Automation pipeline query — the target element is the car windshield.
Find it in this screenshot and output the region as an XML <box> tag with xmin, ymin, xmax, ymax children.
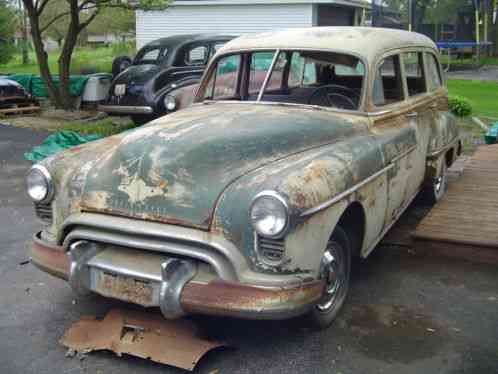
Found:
<box><xmin>134</xmin><ymin>45</ymin><xmax>168</xmax><ymax>65</ymax></box>
<box><xmin>198</xmin><ymin>50</ymin><xmax>365</xmax><ymax>111</ymax></box>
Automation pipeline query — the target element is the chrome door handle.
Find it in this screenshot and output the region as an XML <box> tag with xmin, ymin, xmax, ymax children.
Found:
<box><xmin>405</xmin><ymin>112</ymin><xmax>418</xmax><ymax>118</ymax></box>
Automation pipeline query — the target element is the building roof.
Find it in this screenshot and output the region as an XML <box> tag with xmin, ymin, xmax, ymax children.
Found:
<box><xmin>172</xmin><ymin>0</ymin><xmax>370</xmax><ymax>7</ymax></box>
<box><xmin>218</xmin><ymin>27</ymin><xmax>438</xmax><ymax>61</ymax></box>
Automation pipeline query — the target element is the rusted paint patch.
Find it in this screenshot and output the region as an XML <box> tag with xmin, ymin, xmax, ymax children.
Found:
<box><xmin>60</xmin><ymin>308</ymin><xmax>225</xmax><ymax>371</ymax></box>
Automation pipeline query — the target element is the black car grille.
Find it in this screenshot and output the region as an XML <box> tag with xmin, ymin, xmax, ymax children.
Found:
<box><xmin>257</xmin><ymin>236</ymin><xmax>285</xmax><ymax>263</ymax></box>
<box><xmin>34</xmin><ymin>202</ymin><xmax>52</xmax><ymax>223</ymax></box>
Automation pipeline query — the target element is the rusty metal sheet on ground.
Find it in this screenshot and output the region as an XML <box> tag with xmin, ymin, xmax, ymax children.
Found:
<box><xmin>60</xmin><ymin>308</ymin><xmax>225</xmax><ymax>371</ymax></box>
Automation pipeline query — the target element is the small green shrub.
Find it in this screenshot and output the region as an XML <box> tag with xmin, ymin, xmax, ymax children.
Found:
<box><xmin>59</xmin><ymin>119</ymin><xmax>138</xmax><ymax>137</ymax></box>
<box><xmin>448</xmin><ymin>95</ymin><xmax>473</xmax><ymax>117</ymax></box>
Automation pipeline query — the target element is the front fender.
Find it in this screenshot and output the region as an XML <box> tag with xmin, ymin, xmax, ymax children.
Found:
<box><xmin>212</xmin><ymin>134</ymin><xmax>384</xmax><ymax>276</ymax></box>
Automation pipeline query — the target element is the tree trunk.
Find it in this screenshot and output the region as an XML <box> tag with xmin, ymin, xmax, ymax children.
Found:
<box><xmin>22</xmin><ymin>0</ymin><xmax>62</xmax><ymax>107</ymax></box>
<box><xmin>18</xmin><ymin>0</ymin><xmax>29</xmax><ymax>65</ymax></box>
<box><xmin>57</xmin><ymin>0</ymin><xmax>80</xmax><ymax>109</ymax></box>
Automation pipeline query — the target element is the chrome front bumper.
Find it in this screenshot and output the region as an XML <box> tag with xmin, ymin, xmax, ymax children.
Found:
<box><xmin>31</xmin><ymin>232</ymin><xmax>324</xmax><ymax>320</ymax></box>
<box><xmin>98</xmin><ymin>104</ymin><xmax>153</xmax><ymax>115</ymax></box>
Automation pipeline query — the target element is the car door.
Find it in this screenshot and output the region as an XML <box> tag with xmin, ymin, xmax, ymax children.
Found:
<box><xmin>398</xmin><ymin>50</ymin><xmax>434</xmax><ymax>200</ymax></box>
<box><xmin>369</xmin><ymin>52</ymin><xmax>420</xmax><ymax>227</ymax></box>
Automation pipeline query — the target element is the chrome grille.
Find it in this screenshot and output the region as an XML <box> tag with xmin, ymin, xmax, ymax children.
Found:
<box><xmin>34</xmin><ymin>202</ymin><xmax>52</xmax><ymax>223</ymax></box>
<box><xmin>257</xmin><ymin>236</ymin><xmax>285</xmax><ymax>263</ymax></box>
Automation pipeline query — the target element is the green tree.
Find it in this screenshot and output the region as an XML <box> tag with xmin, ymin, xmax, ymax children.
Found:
<box><xmin>22</xmin><ymin>0</ymin><xmax>169</xmax><ymax>109</ymax></box>
<box><xmin>0</xmin><ymin>0</ymin><xmax>17</xmax><ymax>64</ymax></box>
<box><xmin>86</xmin><ymin>7</ymin><xmax>135</xmax><ymax>41</ymax></box>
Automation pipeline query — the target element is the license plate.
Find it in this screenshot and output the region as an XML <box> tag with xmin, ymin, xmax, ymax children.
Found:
<box><xmin>95</xmin><ymin>271</ymin><xmax>153</xmax><ymax>305</ymax></box>
<box><xmin>114</xmin><ymin>84</ymin><xmax>126</xmax><ymax>96</ymax></box>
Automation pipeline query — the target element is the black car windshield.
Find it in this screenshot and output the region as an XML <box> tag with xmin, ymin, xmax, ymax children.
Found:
<box><xmin>198</xmin><ymin>50</ymin><xmax>365</xmax><ymax>111</ymax></box>
<box><xmin>134</xmin><ymin>45</ymin><xmax>168</xmax><ymax>65</ymax></box>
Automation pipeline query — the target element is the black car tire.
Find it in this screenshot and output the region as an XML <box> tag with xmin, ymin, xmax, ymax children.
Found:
<box><xmin>112</xmin><ymin>56</ymin><xmax>132</xmax><ymax>77</ymax></box>
<box><xmin>305</xmin><ymin>225</ymin><xmax>351</xmax><ymax>330</ymax></box>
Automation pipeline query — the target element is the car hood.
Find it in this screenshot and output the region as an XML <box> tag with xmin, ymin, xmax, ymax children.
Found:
<box><xmin>113</xmin><ymin>64</ymin><xmax>159</xmax><ymax>86</ymax></box>
<box><xmin>75</xmin><ymin>103</ymin><xmax>366</xmax><ymax>229</ymax></box>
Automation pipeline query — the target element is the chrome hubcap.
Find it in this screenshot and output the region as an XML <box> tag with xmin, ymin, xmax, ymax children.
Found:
<box><xmin>316</xmin><ymin>241</ymin><xmax>346</xmax><ymax>313</ymax></box>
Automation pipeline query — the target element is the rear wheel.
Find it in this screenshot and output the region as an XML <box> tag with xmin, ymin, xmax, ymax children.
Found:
<box><xmin>421</xmin><ymin>161</ymin><xmax>447</xmax><ymax>205</ymax></box>
<box><xmin>305</xmin><ymin>226</ymin><xmax>351</xmax><ymax>330</ymax></box>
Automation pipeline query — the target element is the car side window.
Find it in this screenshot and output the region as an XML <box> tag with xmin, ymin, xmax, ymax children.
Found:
<box><xmin>186</xmin><ymin>45</ymin><xmax>208</xmax><ymax>65</ymax></box>
<box><xmin>403</xmin><ymin>52</ymin><xmax>426</xmax><ymax>96</ymax></box>
<box><xmin>204</xmin><ymin>54</ymin><xmax>241</xmax><ymax>100</ymax></box>
<box><xmin>249</xmin><ymin>52</ymin><xmax>276</xmax><ymax>94</ymax></box>
<box><xmin>288</xmin><ymin>52</ymin><xmax>317</xmax><ymax>88</ymax></box>
<box><xmin>373</xmin><ymin>55</ymin><xmax>404</xmax><ymax>106</ymax></box>
<box><xmin>426</xmin><ymin>53</ymin><xmax>442</xmax><ymax>91</ymax></box>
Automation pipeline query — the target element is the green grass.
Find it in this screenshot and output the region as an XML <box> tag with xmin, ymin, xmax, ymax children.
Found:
<box><xmin>0</xmin><ymin>43</ymin><xmax>134</xmax><ymax>75</ymax></box>
<box><xmin>58</xmin><ymin>119</ymin><xmax>138</xmax><ymax>137</ymax></box>
<box><xmin>447</xmin><ymin>79</ymin><xmax>498</xmax><ymax>119</ymax></box>
<box><xmin>440</xmin><ymin>56</ymin><xmax>498</xmax><ymax>66</ymax></box>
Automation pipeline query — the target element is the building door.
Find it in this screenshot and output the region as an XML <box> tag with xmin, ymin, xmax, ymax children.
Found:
<box><xmin>317</xmin><ymin>5</ymin><xmax>355</xmax><ymax>26</ymax></box>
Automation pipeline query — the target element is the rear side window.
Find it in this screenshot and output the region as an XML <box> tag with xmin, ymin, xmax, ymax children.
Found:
<box><xmin>403</xmin><ymin>52</ymin><xmax>426</xmax><ymax>96</ymax></box>
<box><xmin>288</xmin><ymin>52</ymin><xmax>317</xmax><ymax>87</ymax></box>
<box><xmin>426</xmin><ymin>53</ymin><xmax>442</xmax><ymax>91</ymax></box>
<box><xmin>186</xmin><ymin>45</ymin><xmax>208</xmax><ymax>65</ymax></box>
<box><xmin>373</xmin><ymin>55</ymin><xmax>404</xmax><ymax>106</ymax></box>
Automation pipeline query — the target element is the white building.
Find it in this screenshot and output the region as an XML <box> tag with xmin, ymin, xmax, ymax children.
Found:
<box><xmin>136</xmin><ymin>0</ymin><xmax>370</xmax><ymax>49</ymax></box>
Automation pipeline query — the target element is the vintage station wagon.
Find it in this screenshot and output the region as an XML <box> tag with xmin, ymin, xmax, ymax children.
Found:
<box><xmin>28</xmin><ymin>28</ymin><xmax>460</xmax><ymax>329</ymax></box>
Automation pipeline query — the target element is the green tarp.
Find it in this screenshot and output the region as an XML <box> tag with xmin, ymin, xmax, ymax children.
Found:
<box><xmin>24</xmin><ymin>131</ymin><xmax>101</xmax><ymax>162</ymax></box>
<box><xmin>8</xmin><ymin>74</ymin><xmax>89</xmax><ymax>98</ymax></box>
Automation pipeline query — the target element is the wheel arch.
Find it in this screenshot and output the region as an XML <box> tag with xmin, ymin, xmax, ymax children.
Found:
<box><xmin>335</xmin><ymin>201</ymin><xmax>366</xmax><ymax>258</ymax></box>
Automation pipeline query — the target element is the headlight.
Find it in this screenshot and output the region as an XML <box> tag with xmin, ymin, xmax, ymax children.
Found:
<box><xmin>26</xmin><ymin>165</ymin><xmax>53</xmax><ymax>203</ymax></box>
<box><xmin>164</xmin><ymin>95</ymin><xmax>177</xmax><ymax>111</ymax></box>
<box><xmin>250</xmin><ymin>191</ymin><xmax>289</xmax><ymax>238</ymax></box>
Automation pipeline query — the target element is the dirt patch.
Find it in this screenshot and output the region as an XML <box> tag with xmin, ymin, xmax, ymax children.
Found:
<box><xmin>342</xmin><ymin>304</ymin><xmax>447</xmax><ymax>364</ymax></box>
<box><xmin>2</xmin><ymin>109</ymin><xmax>130</xmax><ymax>132</ymax></box>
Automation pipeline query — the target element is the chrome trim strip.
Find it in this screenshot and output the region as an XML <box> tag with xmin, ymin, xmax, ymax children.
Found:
<box><xmin>257</xmin><ymin>49</ymin><xmax>280</xmax><ymax>102</ymax></box>
<box><xmin>300</xmin><ymin>165</ymin><xmax>393</xmax><ymax>218</ymax></box>
<box><xmin>171</xmin><ymin>69</ymin><xmax>203</xmax><ymax>76</ymax></box>
<box><xmin>427</xmin><ymin>136</ymin><xmax>459</xmax><ymax>159</ymax></box>
<box><xmin>301</xmin><ymin>145</ymin><xmax>418</xmax><ymax>218</ymax></box>
<box><xmin>201</xmin><ymin>99</ymin><xmax>369</xmax><ymax>116</ymax></box>
<box><xmin>97</xmin><ymin>105</ymin><xmax>153</xmax><ymax>115</ymax></box>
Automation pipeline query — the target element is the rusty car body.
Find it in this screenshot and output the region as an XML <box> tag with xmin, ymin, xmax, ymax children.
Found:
<box><xmin>98</xmin><ymin>34</ymin><xmax>234</xmax><ymax>124</ymax></box>
<box><xmin>27</xmin><ymin>27</ymin><xmax>460</xmax><ymax>329</ymax></box>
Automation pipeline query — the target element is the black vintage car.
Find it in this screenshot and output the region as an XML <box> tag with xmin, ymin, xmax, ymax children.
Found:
<box><xmin>99</xmin><ymin>34</ymin><xmax>234</xmax><ymax>124</ymax></box>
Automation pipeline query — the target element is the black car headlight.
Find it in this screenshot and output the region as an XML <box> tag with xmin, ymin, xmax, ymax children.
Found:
<box><xmin>250</xmin><ymin>191</ymin><xmax>289</xmax><ymax>239</ymax></box>
<box><xmin>26</xmin><ymin>165</ymin><xmax>54</xmax><ymax>203</ymax></box>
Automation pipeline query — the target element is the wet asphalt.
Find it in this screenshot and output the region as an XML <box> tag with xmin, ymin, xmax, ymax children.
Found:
<box><xmin>0</xmin><ymin>123</ymin><xmax>497</xmax><ymax>374</ymax></box>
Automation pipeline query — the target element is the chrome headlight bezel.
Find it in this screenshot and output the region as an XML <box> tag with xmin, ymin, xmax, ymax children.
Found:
<box><xmin>26</xmin><ymin>164</ymin><xmax>54</xmax><ymax>204</ymax></box>
<box><xmin>164</xmin><ymin>94</ymin><xmax>177</xmax><ymax>111</ymax></box>
<box><xmin>250</xmin><ymin>191</ymin><xmax>290</xmax><ymax>239</ymax></box>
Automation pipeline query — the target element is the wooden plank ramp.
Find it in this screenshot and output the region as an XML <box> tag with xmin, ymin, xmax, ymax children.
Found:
<box><xmin>414</xmin><ymin>145</ymin><xmax>498</xmax><ymax>265</ymax></box>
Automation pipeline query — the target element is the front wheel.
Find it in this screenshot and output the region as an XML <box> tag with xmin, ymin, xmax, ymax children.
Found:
<box><xmin>305</xmin><ymin>226</ymin><xmax>351</xmax><ymax>330</ymax></box>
